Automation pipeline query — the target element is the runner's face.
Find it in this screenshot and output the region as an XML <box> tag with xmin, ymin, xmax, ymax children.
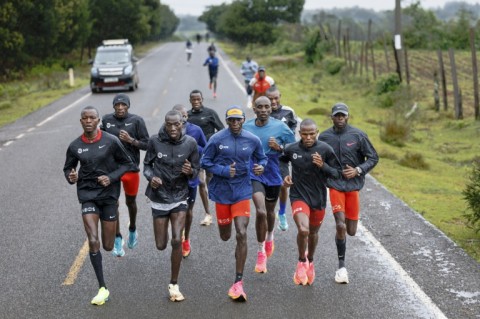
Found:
<box><xmin>165</xmin><ymin>115</ymin><xmax>183</xmax><ymax>141</ymax></box>
<box><xmin>227</xmin><ymin>118</ymin><xmax>244</xmax><ymax>135</ymax></box>
<box><xmin>80</xmin><ymin>110</ymin><xmax>100</xmax><ymax>134</ymax></box>
<box><xmin>253</xmin><ymin>102</ymin><xmax>271</xmax><ymax>121</ymax></box>
<box><xmin>258</xmin><ymin>71</ymin><xmax>265</xmax><ymax>79</ymax></box>
<box><xmin>266</xmin><ymin>91</ymin><xmax>280</xmax><ymax>111</ymax></box>
<box><xmin>300</xmin><ymin>124</ymin><xmax>318</xmax><ymax>148</ymax></box>
<box><xmin>190</xmin><ymin>93</ymin><xmax>203</xmax><ymax>110</ymax></box>
<box><xmin>114</xmin><ymin>103</ymin><xmax>128</xmax><ymax>118</ymax></box>
<box><xmin>332</xmin><ymin>113</ymin><xmax>348</xmax><ymax>130</ymax></box>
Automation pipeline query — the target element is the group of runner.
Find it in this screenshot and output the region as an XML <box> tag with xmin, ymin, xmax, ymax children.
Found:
<box><xmin>64</xmin><ymin>67</ymin><xmax>378</xmax><ymax>305</ymax></box>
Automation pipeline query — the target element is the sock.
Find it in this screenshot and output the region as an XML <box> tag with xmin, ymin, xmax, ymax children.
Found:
<box><xmin>336</xmin><ymin>237</ymin><xmax>346</xmax><ymax>269</ymax></box>
<box><xmin>258</xmin><ymin>242</ymin><xmax>265</xmax><ymax>253</ymax></box>
<box><xmin>116</xmin><ymin>234</ymin><xmax>122</xmax><ymax>239</ymax></box>
<box><xmin>235</xmin><ymin>273</ymin><xmax>243</xmax><ymax>283</ymax></box>
<box><xmin>129</xmin><ymin>225</ymin><xmax>136</xmax><ymax>232</ymax></box>
<box><xmin>298</xmin><ymin>257</ymin><xmax>307</xmax><ymax>263</ymax></box>
<box><xmin>279</xmin><ymin>202</ymin><xmax>286</xmax><ymax>216</ymax></box>
<box><xmin>266</xmin><ymin>231</ymin><xmax>274</xmax><ymax>242</ymax></box>
<box><xmin>308</xmin><ymin>256</ymin><xmax>313</xmax><ymax>263</ymax></box>
<box><xmin>170</xmin><ymin>280</ymin><xmax>177</xmax><ymax>285</ymax></box>
<box><xmin>89</xmin><ymin>251</ymin><xmax>106</xmax><ymax>288</ymax></box>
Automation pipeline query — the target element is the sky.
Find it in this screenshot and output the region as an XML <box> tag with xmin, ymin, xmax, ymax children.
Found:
<box><xmin>161</xmin><ymin>0</ymin><xmax>480</xmax><ymax>16</ymax></box>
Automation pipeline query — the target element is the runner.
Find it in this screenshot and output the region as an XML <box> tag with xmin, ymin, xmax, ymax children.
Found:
<box><xmin>318</xmin><ymin>103</ymin><xmax>379</xmax><ymax>284</ymax></box>
<box><xmin>187</xmin><ymin>90</ymin><xmax>225</xmax><ymax>226</ymax></box>
<box><xmin>201</xmin><ymin>106</ymin><xmax>267</xmax><ymax>301</ymax></box>
<box><xmin>172</xmin><ymin>104</ymin><xmax>207</xmax><ymax>258</ymax></box>
<box><xmin>243</xmin><ymin>96</ymin><xmax>295</xmax><ymax>274</ymax></box>
<box><xmin>266</xmin><ymin>86</ymin><xmax>298</xmax><ymax>231</ymax></box>
<box><xmin>143</xmin><ymin>110</ymin><xmax>200</xmax><ymax>301</ymax></box>
<box><xmin>63</xmin><ymin>106</ymin><xmax>135</xmax><ymax>305</ymax></box>
<box><xmin>100</xmin><ymin>93</ymin><xmax>149</xmax><ymax>257</ymax></box>
<box><xmin>249</xmin><ymin>66</ymin><xmax>275</xmax><ymax>103</ymax></box>
<box><xmin>240</xmin><ymin>56</ymin><xmax>258</xmax><ymax>106</ymax></box>
<box><xmin>203</xmin><ymin>50</ymin><xmax>219</xmax><ymax>98</ymax></box>
<box><xmin>185</xmin><ymin>39</ymin><xmax>193</xmax><ymax>65</ymax></box>
<box><xmin>279</xmin><ymin>118</ymin><xmax>341</xmax><ymax>285</ymax></box>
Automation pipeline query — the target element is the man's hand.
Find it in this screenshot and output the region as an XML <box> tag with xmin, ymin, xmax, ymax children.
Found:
<box><xmin>150</xmin><ymin>176</ymin><xmax>162</xmax><ymax>189</ymax></box>
<box><xmin>68</xmin><ymin>168</ymin><xmax>78</xmax><ymax>183</ymax></box>
<box><xmin>229</xmin><ymin>162</ymin><xmax>236</xmax><ymax>178</ymax></box>
<box><xmin>97</xmin><ymin>175</ymin><xmax>111</xmax><ymax>187</ymax></box>
<box><xmin>312</xmin><ymin>152</ymin><xmax>324</xmax><ymax>168</ymax></box>
<box><xmin>253</xmin><ymin>163</ymin><xmax>264</xmax><ymax>175</ymax></box>
<box><xmin>342</xmin><ymin>164</ymin><xmax>357</xmax><ymax>179</ymax></box>
<box><xmin>119</xmin><ymin>130</ymin><xmax>134</xmax><ymax>144</ymax></box>
<box><xmin>268</xmin><ymin>137</ymin><xmax>282</xmax><ymax>152</ymax></box>
<box><xmin>182</xmin><ymin>159</ymin><xmax>193</xmax><ymax>176</ymax></box>
<box><xmin>283</xmin><ymin>175</ymin><xmax>293</xmax><ymax>187</ymax></box>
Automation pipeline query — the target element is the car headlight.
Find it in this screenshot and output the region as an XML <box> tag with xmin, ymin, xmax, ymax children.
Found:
<box><xmin>124</xmin><ymin>65</ymin><xmax>133</xmax><ymax>75</ymax></box>
<box><xmin>91</xmin><ymin>67</ymin><xmax>98</xmax><ymax>76</ymax></box>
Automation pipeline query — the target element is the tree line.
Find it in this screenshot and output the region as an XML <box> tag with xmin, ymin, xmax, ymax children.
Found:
<box><xmin>0</xmin><ymin>0</ymin><xmax>179</xmax><ymax>79</ymax></box>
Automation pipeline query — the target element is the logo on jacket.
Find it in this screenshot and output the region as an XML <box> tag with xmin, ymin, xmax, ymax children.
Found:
<box><xmin>219</xmin><ymin>145</ymin><xmax>229</xmax><ymax>150</ymax></box>
<box><xmin>346</xmin><ymin>142</ymin><xmax>356</xmax><ymax>147</ymax></box>
<box><xmin>106</xmin><ymin>123</ymin><xmax>115</xmax><ymax>128</ymax></box>
<box><xmin>157</xmin><ymin>152</ymin><xmax>166</xmax><ymax>158</ymax></box>
<box><xmin>125</xmin><ymin>123</ymin><xmax>133</xmax><ymax>126</ymax></box>
<box><xmin>293</xmin><ymin>153</ymin><xmax>298</xmax><ymax>159</ymax></box>
<box><xmin>78</xmin><ymin>148</ymin><xmax>89</xmax><ymax>154</ymax></box>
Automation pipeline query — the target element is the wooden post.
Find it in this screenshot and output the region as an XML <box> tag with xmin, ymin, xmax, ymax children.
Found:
<box><xmin>343</xmin><ymin>34</ymin><xmax>348</xmax><ymax>70</ymax></box>
<box><xmin>371</xmin><ymin>41</ymin><xmax>377</xmax><ymax>80</ymax></box>
<box><xmin>383</xmin><ymin>33</ymin><xmax>391</xmax><ymax>72</ymax></box>
<box><xmin>394</xmin><ymin>0</ymin><xmax>403</xmax><ymax>82</ymax></box>
<box><xmin>393</xmin><ymin>40</ymin><xmax>402</xmax><ymax>82</ymax></box>
<box><xmin>469</xmin><ymin>28</ymin><xmax>479</xmax><ymax>120</ymax></box>
<box><xmin>337</xmin><ymin>20</ymin><xmax>342</xmax><ymax>58</ymax></box>
<box><xmin>360</xmin><ymin>42</ymin><xmax>365</xmax><ymax>76</ymax></box>
<box><xmin>404</xmin><ymin>47</ymin><xmax>410</xmax><ymax>85</ymax></box>
<box><xmin>346</xmin><ymin>28</ymin><xmax>353</xmax><ymax>70</ymax></box>
<box><xmin>437</xmin><ymin>50</ymin><xmax>448</xmax><ymax>111</ymax></box>
<box><xmin>449</xmin><ymin>48</ymin><xmax>463</xmax><ymax>119</ymax></box>
<box><xmin>434</xmin><ymin>70</ymin><xmax>440</xmax><ymax>112</ymax></box>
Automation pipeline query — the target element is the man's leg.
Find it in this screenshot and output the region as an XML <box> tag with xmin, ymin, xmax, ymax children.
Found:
<box><xmin>277</xmin><ymin>185</ymin><xmax>289</xmax><ymax>231</ymax></box>
<box><xmin>169</xmin><ymin>209</ymin><xmax>186</xmax><ymax>285</ymax></box>
<box><xmin>112</xmin><ymin>201</ymin><xmax>124</xmax><ymax>257</ymax></box>
<box><xmin>252</xmin><ymin>187</ymin><xmax>267</xmax><ymax>274</ymax></box>
<box><xmin>292</xmin><ymin>206</ymin><xmax>309</xmax><ymax>286</ymax></box>
<box><xmin>198</xmin><ymin>169</ymin><xmax>212</xmax><ymax>226</ymax></box>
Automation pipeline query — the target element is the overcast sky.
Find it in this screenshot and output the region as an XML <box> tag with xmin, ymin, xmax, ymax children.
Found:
<box><xmin>161</xmin><ymin>0</ymin><xmax>480</xmax><ymax>16</ymax></box>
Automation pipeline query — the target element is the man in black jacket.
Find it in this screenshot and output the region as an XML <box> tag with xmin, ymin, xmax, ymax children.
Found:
<box><xmin>143</xmin><ymin>110</ymin><xmax>200</xmax><ymax>302</ymax></box>
<box><xmin>63</xmin><ymin>106</ymin><xmax>135</xmax><ymax>305</ymax></box>
<box><xmin>318</xmin><ymin>103</ymin><xmax>379</xmax><ymax>284</ymax></box>
<box><xmin>280</xmin><ymin>119</ymin><xmax>341</xmax><ymax>286</ymax></box>
<box><xmin>101</xmin><ymin>93</ymin><xmax>149</xmax><ymax>256</ymax></box>
<box><xmin>187</xmin><ymin>89</ymin><xmax>224</xmax><ymax>226</ymax></box>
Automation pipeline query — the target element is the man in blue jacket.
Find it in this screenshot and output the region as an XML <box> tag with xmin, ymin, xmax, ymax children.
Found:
<box><xmin>318</xmin><ymin>103</ymin><xmax>379</xmax><ymax>284</ymax></box>
<box><xmin>201</xmin><ymin>106</ymin><xmax>267</xmax><ymax>302</ymax></box>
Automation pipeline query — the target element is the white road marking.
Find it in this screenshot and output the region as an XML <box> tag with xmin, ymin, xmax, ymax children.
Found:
<box><xmin>16</xmin><ymin>133</ymin><xmax>25</xmax><ymax>139</ymax></box>
<box><xmin>217</xmin><ymin>51</ymin><xmax>246</xmax><ymax>93</ymax></box>
<box><xmin>37</xmin><ymin>94</ymin><xmax>91</xmax><ymax>127</ymax></box>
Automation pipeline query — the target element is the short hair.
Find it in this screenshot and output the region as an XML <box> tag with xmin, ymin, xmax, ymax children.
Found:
<box><xmin>190</xmin><ymin>89</ymin><xmax>203</xmax><ymax>98</ymax></box>
<box><xmin>165</xmin><ymin>110</ymin><xmax>182</xmax><ymax>121</ymax></box>
<box><xmin>81</xmin><ymin>106</ymin><xmax>99</xmax><ymax>117</ymax></box>
<box><xmin>266</xmin><ymin>86</ymin><xmax>279</xmax><ymax>94</ymax></box>
<box><xmin>255</xmin><ymin>96</ymin><xmax>271</xmax><ymax>106</ymax></box>
<box><xmin>300</xmin><ymin>118</ymin><xmax>317</xmax><ymax>129</ymax></box>
<box><xmin>172</xmin><ymin>104</ymin><xmax>186</xmax><ymax>112</ymax></box>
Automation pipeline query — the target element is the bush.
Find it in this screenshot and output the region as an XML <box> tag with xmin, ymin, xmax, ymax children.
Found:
<box><xmin>323</xmin><ymin>57</ymin><xmax>345</xmax><ymax>75</ymax></box>
<box><xmin>380</xmin><ymin>119</ymin><xmax>410</xmax><ymax>147</ymax></box>
<box><xmin>398</xmin><ymin>152</ymin><xmax>429</xmax><ymax>170</ymax></box>
<box><xmin>463</xmin><ymin>157</ymin><xmax>480</xmax><ymax>233</ymax></box>
<box><xmin>376</xmin><ymin>73</ymin><xmax>401</xmax><ymax>95</ymax></box>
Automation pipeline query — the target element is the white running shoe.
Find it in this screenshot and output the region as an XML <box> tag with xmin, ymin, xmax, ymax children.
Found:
<box><xmin>168</xmin><ymin>284</ymin><xmax>185</xmax><ymax>302</ymax></box>
<box><xmin>335</xmin><ymin>267</ymin><xmax>349</xmax><ymax>284</ymax></box>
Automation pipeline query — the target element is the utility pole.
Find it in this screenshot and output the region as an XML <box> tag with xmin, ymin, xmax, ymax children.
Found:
<box><xmin>394</xmin><ymin>0</ymin><xmax>403</xmax><ymax>82</ymax></box>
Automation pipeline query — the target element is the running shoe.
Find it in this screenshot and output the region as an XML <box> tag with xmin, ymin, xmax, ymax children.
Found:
<box><xmin>91</xmin><ymin>287</ymin><xmax>109</xmax><ymax>306</ymax></box>
<box><xmin>293</xmin><ymin>261</ymin><xmax>309</xmax><ymax>285</ymax></box>
<box><xmin>200</xmin><ymin>214</ymin><xmax>212</xmax><ymax>226</ymax></box>
<box><xmin>307</xmin><ymin>262</ymin><xmax>315</xmax><ymax>285</ymax></box>
<box><xmin>335</xmin><ymin>267</ymin><xmax>349</xmax><ymax>284</ymax></box>
<box><xmin>228</xmin><ymin>281</ymin><xmax>247</xmax><ymax>301</ymax></box>
<box><xmin>182</xmin><ymin>239</ymin><xmax>191</xmax><ymax>258</ymax></box>
<box><xmin>112</xmin><ymin>237</ymin><xmax>125</xmax><ymax>257</ymax></box>
<box><xmin>254</xmin><ymin>251</ymin><xmax>267</xmax><ymax>273</ymax></box>
<box><xmin>127</xmin><ymin>229</ymin><xmax>138</xmax><ymax>249</ymax></box>
<box><xmin>265</xmin><ymin>240</ymin><xmax>275</xmax><ymax>258</ymax></box>
<box><xmin>278</xmin><ymin>214</ymin><xmax>289</xmax><ymax>231</ymax></box>
<box><xmin>168</xmin><ymin>284</ymin><xmax>185</xmax><ymax>302</ymax></box>
<box><xmin>213</xmin><ymin>92</ymin><xmax>217</xmax><ymax>98</ymax></box>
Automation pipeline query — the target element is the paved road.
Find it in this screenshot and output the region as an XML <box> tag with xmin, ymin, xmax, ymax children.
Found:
<box><xmin>0</xmin><ymin>42</ymin><xmax>478</xmax><ymax>319</ymax></box>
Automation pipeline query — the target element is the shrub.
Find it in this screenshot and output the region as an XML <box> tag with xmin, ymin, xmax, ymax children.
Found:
<box><xmin>323</xmin><ymin>57</ymin><xmax>345</xmax><ymax>75</ymax></box>
<box><xmin>463</xmin><ymin>157</ymin><xmax>480</xmax><ymax>233</ymax></box>
<box><xmin>398</xmin><ymin>152</ymin><xmax>429</xmax><ymax>170</ymax></box>
<box><xmin>380</xmin><ymin>119</ymin><xmax>410</xmax><ymax>147</ymax></box>
<box><xmin>376</xmin><ymin>73</ymin><xmax>401</xmax><ymax>95</ymax></box>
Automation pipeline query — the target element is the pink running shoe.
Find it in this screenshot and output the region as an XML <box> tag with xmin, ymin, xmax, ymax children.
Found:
<box><xmin>228</xmin><ymin>281</ymin><xmax>247</xmax><ymax>301</ymax></box>
<box><xmin>265</xmin><ymin>240</ymin><xmax>275</xmax><ymax>258</ymax></box>
<box><xmin>293</xmin><ymin>261</ymin><xmax>309</xmax><ymax>285</ymax></box>
<box><xmin>254</xmin><ymin>251</ymin><xmax>267</xmax><ymax>273</ymax></box>
<box><xmin>307</xmin><ymin>262</ymin><xmax>315</xmax><ymax>285</ymax></box>
<box><xmin>182</xmin><ymin>239</ymin><xmax>191</xmax><ymax>258</ymax></box>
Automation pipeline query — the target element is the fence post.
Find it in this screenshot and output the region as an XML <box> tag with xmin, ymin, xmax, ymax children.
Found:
<box><xmin>449</xmin><ymin>48</ymin><xmax>463</xmax><ymax>119</ymax></box>
<box><xmin>469</xmin><ymin>28</ymin><xmax>479</xmax><ymax>120</ymax></box>
<box><xmin>403</xmin><ymin>47</ymin><xmax>410</xmax><ymax>85</ymax></box>
<box><xmin>437</xmin><ymin>50</ymin><xmax>448</xmax><ymax>111</ymax></box>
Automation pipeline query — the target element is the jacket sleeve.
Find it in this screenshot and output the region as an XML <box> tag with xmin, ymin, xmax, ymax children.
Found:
<box><xmin>321</xmin><ymin>146</ymin><xmax>342</xmax><ymax>179</ymax></box>
<box><xmin>135</xmin><ymin>117</ymin><xmax>150</xmax><ymax>151</ymax></box>
<box><xmin>197</xmin><ymin>129</ymin><xmax>207</xmax><ymax>156</ymax></box>
<box><xmin>253</xmin><ymin>138</ymin><xmax>268</xmax><ymax>168</ymax></box>
<box><xmin>63</xmin><ymin>146</ymin><xmax>78</xmax><ymax>184</ymax></box>
<box><xmin>109</xmin><ymin>139</ymin><xmax>136</xmax><ymax>183</ymax></box>
<box><xmin>143</xmin><ymin>138</ymin><xmax>156</xmax><ymax>182</ymax></box>
<box><xmin>279</xmin><ymin>151</ymin><xmax>290</xmax><ymax>180</ymax></box>
<box><xmin>188</xmin><ymin>142</ymin><xmax>200</xmax><ymax>180</ymax></box>
<box><xmin>212</xmin><ymin>111</ymin><xmax>225</xmax><ymax>132</ymax></box>
<box><xmin>358</xmin><ymin>133</ymin><xmax>379</xmax><ymax>174</ymax></box>
<box><xmin>201</xmin><ymin>139</ymin><xmax>230</xmax><ymax>178</ymax></box>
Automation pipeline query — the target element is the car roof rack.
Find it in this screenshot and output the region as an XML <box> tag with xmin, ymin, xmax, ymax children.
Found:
<box><xmin>102</xmin><ymin>39</ymin><xmax>129</xmax><ymax>46</ymax></box>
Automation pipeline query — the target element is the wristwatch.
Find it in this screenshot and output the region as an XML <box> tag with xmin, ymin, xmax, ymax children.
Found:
<box><xmin>355</xmin><ymin>167</ymin><xmax>362</xmax><ymax>176</ymax></box>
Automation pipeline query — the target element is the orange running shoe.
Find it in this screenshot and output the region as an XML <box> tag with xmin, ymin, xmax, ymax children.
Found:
<box><xmin>228</xmin><ymin>281</ymin><xmax>247</xmax><ymax>301</ymax></box>
<box><xmin>265</xmin><ymin>240</ymin><xmax>275</xmax><ymax>258</ymax></box>
<box><xmin>182</xmin><ymin>239</ymin><xmax>191</xmax><ymax>258</ymax></box>
<box><xmin>293</xmin><ymin>261</ymin><xmax>309</xmax><ymax>285</ymax></box>
<box><xmin>254</xmin><ymin>251</ymin><xmax>267</xmax><ymax>273</ymax></box>
<box><xmin>307</xmin><ymin>262</ymin><xmax>315</xmax><ymax>285</ymax></box>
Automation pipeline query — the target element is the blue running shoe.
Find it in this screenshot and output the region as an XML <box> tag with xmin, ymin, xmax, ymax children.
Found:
<box><xmin>112</xmin><ymin>237</ymin><xmax>125</xmax><ymax>257</ymax></box>
<box><xmin>278</xmin><ymin>213</ymin><xmax>289</xmax><ymax>231</ymax></box>
<box><xmin>127</xmin><ymin>230</ymin><xmax>138</xmax><ymax>249</ymax></box>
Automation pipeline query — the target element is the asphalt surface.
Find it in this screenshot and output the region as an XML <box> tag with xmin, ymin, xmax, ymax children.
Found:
<box><xmin>0</xmin><ymin>42</ymin><xmax>478</xmax><ymax>319</ymax></box>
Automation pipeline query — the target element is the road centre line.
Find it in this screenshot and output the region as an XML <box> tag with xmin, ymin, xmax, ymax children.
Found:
<box><xmin>62</xmin><ymin>240</ymin><xmax>89</xmax><ymax>286</ymax></box>
<box><xmin>37</xmin><ymin>94</ymin><xmax>91</xmax><ymax>127</ymax></box>
<box><xmin>217</xmin><ymin>51</ymin><xmax>246</xmax><ymax>94</ymax></box>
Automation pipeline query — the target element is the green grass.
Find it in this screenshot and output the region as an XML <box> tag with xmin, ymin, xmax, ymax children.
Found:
<box><xmin>221</xmin><ymin>41</ymin><xmax>480</xmax><ymax>262</ymax></box>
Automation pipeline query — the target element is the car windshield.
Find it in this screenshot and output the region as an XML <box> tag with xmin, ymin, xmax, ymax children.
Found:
<box><xmin>94</xmin><ymin>50</ymin><xmax>130</xmax><ymax>64</ymax></box>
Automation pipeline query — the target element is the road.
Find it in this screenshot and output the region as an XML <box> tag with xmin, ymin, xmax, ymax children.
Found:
<box><xmin>0</xmin><ymin>42</ymin><xmax>478</xmax><ymax>319</ymax></box>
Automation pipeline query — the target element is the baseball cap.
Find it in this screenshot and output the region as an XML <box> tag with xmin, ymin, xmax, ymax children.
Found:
<box><xmin>331</xmin><ymin>103</ymin><xmax>349</xmax><ymax>116</ymax></box>
<box><xmin>258</xmin><ymin>66</ymin><xmax>266</xmax><ymax>71</ymax></box>
<box><xmin>225</xmin><ymin>106</ymin><xmax>245</xmax><ymax>119</ymax></box>
<box><xmin>113</xmin><ymin>93</ymin><xmax>130</xmax><ymax>108</ymax></box>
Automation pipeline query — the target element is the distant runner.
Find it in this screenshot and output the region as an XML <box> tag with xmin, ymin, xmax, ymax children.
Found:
<box><xmin>203</xmin><ymin>50</ymin><xmax>219</xmax><ymax>98</ymax></box>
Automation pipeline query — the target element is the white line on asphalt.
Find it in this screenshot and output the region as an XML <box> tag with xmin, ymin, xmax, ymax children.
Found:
<box><xmin>27</xmin><ymin>127</ymin><xmax>35</xmax><ymax>132</ymax></box>
<box><xmin>37</xmin><ymin>94</ymin><xmax>91</xmax><ymax>127</ymax></box>
<box><xmin>217</xmin><ymin>52</ymin><xmax>246</xmax><ymax>93</ymax></box>
<box><xmin>4</xmin><ymin>141</ymin><xmax>13</xmax><ymax>146</ymax></box>
<box><xmin>16</xmin><ymin>133</ymin><xmax>25</xmax><ymax>139</ymax></box>
<box><xmin>358</xmin><ymin>222</ymin><xmax>448</xmax><ymax>318</ymax></box>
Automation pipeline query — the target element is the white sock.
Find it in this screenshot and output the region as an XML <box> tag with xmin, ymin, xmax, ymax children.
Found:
<box><xmin>266</xmin><ymin>231</ymin><xmax>274</xmax><ymax>242</ymax></box>
<box><xmin>258</xmin><ymin>242</ymin><xmax>265</xmax><ymax>253</ymax></box>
